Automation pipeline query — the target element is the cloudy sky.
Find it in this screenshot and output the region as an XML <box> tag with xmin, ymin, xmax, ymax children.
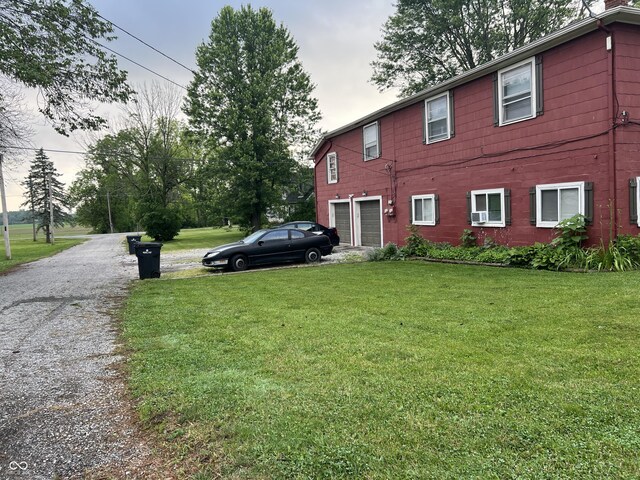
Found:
<box><xmin>4</xmin><ymin>0</ymin><xmax>401</xmax><ymax>210</ymax></box>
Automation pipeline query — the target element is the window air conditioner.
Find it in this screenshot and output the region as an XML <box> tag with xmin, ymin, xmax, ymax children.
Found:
<box><xmin>472</xmin><ymin>211</ymin><xmax>488</xmax><ymax>223</ymax></box>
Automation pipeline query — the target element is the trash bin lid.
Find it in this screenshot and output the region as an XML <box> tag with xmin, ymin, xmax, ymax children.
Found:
<box><xmin>135</xmin><ymin>242</ymin><xmax>163</xmax><ymax>248</ymax></box>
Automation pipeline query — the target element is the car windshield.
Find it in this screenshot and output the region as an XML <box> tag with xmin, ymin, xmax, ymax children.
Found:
<box><xmin>242</xmin><ymin>229</ymin><xmax>268</xmax><ymax>244</ymax></box>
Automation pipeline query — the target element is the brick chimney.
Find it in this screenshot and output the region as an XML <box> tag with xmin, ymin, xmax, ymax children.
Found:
<box><xmin>604</xmin><ymin>0</ymin><xmax>628</xmax><ymax>9</ymax></box>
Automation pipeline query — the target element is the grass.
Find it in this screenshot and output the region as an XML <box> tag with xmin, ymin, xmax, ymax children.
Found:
<box><xmin>122</xmin><ymin>262</ymin><xmax>640</xmax><ymax>479</ymax></box>
<box><xmin>138</xmin><ymin>227</ymin><xmax>243</xmax><ymax>253</ymax></box>
<box><xmin>0</xmin><ymin>223</ymin><xmax>90</xmax><ymax>273</ymax></box>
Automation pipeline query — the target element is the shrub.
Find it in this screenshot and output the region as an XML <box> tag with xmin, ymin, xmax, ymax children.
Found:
<box><xmin>460</xmin><ymin>229</ymin><xmax>477</xmax><ymax>248</ymax></box>
<box><xmin>368</xmin><ymin>242</ymin><xmax>404</xmax><ymax>261</ymax></box>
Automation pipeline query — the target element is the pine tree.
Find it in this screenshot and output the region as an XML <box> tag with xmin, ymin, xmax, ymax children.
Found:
<box><xmin>21</xmin><ymin>149</ymin><xmax>72</xmax><ymax>242</ymax></box>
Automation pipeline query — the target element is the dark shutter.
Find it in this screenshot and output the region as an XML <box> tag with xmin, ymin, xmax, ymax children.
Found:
<box><xmin>529</xmin><ymin>187</ymin><xmax>537</xmax><ymax>225</ymax></box>
<box><xmin>409</xmin><ymin>197</ymin><xmax>414</xmax><ymax>224</ymax></box>
<box><xmin>434</xmin><ymin>194</ymin><xmax>440</xmax><ymax>225</ymax></box>
<box><xmin>493</xmin><ymin>72</ymin><xmax>499</xmax><ymax>126</ymax></box>
<box><xmin>630</xmin><ymin>178</ymin><xmax>638</xmax><ymax>225</ymax></box>
<box><xmin>504</xmin><ymin>189</ymin><xmax>511</xmax><ymax>226</ymax></box>
<box><xmin>535</xmin><ymin>55</ymin><xmax>544</xmax><ymax>116</ymax></box>
<box><xmin>448</xmin><ymin>91</ymin><xmax>455</xmax><ymax>138</ymax></box>
<box><xmin>584</xmin><ymin>182</ymin><xmax>594</xmax><ymax>225</ymax></box>
<box><xmin>466</xmin><ymin>191</ymin><xmax>472</xmax><ymax>225</ymax></box>
<box><xmin>422</xmin><ymin>101</ymin><xmax>427</xmax><ymax>145</ymax></box>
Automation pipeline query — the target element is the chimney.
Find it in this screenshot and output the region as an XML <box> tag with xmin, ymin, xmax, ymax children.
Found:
<box><xmin>604</xmin><ymin>0</ymin><xmax>628</xmax><ymax>9</ymax></box>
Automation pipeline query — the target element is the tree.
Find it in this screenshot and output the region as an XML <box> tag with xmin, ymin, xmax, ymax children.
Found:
<box><xmin>21</xmin><ymin>148</ymin><xmax>72</xmax><ymax>242</ymax></box>
<box><xmin>71</xmin><ymin>83</ymin><xmax>193</xmax><ymax>240</ymax></box>
<box><xmin>0</xmin><ymin>76</ymin><xmax>33</xmax><ymax>157</ymax></box>
<box><xmin>184</xmin><ymin>5</ymin><xmax>321</xmax><ymax>231</ymax></box>
<box><xmin>371</xmin><ymin>0</ymin><xmax>594</xmax><ymax>97</ymax></box>
<box><xmin>0</xmin><ymin>0</ymin><xmax>133</xmax><ymax>134</ymax></box>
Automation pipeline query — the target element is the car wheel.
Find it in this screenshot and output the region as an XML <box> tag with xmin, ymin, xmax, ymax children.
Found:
<box><xmin>305</xmin><ymin>248</ymin><xmax>321</xmax><ymax>264</ymax></box>
<box><xmin>230</xmin><ymin>254</ymin><xmax>248</xmax><ymax>272</ymax></box>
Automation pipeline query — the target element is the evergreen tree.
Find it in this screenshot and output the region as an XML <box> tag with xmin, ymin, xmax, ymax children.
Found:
<box><xmin>185</xmin><ymin>6</ymin><xmax>320</xmax><ymax>231</ymax></box>
<box><xmin>21</xmin><ymin>149</ymin><xmax>72</xmax><ymax>242</ymax></box>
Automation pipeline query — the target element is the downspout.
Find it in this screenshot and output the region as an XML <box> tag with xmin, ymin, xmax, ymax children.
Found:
<box><xmin>599</xmin><ymin>20</ymin><xmax>617</xmax><ymax>244</ymax></box>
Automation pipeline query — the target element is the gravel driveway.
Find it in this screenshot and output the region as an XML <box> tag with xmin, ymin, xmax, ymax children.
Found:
<box><xmin>0</xmin><ymin>234</ymin><xmax>153</xmax><ymax>479</ymax></box>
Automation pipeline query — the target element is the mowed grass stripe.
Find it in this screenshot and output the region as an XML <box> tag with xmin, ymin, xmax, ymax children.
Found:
<box><xmin>123</xmin><ymin>262</ymin><xmax>640</xmax><ymax>479</ymax></box>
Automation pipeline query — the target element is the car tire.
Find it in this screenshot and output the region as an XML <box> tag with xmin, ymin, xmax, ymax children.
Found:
<box><xmin>305</xmin><ymin>248</ymin><xmax>321</xmax><ymax>264</ymax></box>
<box><xmin>230</xmin><ymin>254</ymin><xmax>248</xmax><ymax>272</ymax></box>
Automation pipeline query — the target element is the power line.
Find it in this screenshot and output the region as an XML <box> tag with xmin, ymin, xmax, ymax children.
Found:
<box><xmin>96</xmin><ymin>12</ymin><xmax>196</xmax><ymax>75</ymax></box>
<box><xmin>93</xmin><ymin>40</ymin><xmax>188</xmax><ymax>90</ymax></box>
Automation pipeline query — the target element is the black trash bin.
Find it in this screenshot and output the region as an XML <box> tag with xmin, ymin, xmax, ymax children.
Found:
<box><xmin>134</xmin><ymin>242</ymin><xmax>163</xmax><ymax>279</ymax></box>
<box><xmin>126</xmin><ymin>235</ymin><xmax>142</xmax><ymax>254</ymax></box>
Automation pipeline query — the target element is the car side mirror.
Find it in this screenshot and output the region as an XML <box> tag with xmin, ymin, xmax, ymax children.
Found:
<box><xmin>258</xmin><ymin>241</ymin><xmax>264</xmax><ymax>246</ymax></box>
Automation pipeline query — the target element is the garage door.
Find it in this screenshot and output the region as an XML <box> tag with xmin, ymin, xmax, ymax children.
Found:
<box><xmin>359</xmin><ymin>200</ymin><xmax>381</xmax><ymax>247</ymax></box>
<box><xmin>333</xmin><ymin>202</ymin><xmax>351</xmax><ymax>245</ymax></box>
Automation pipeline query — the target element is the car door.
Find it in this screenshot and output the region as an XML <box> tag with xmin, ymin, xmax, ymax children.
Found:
<box><xmin>250</xmin><ymin>230</ymin><xmax>292</xmax><ymax>265</ymax></box>
<box><xmin>288</xmin><ymin>229</ymin><xmax>309</xmax><ymax>260</ymax></box>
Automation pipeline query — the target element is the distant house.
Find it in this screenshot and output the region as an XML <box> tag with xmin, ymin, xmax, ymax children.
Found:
<box><xmin>312</xmin><ymin>2</ymin><xmax>640</xmax><ymax>247</ymax></box>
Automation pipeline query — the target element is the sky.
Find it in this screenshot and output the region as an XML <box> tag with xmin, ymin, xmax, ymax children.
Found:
<box><xmin>3</xmin><ymin>0</ymin><xmax>400</xmax><ymax>210</ymax></box>
<box><xmin>2</xmin><ymin>0</ymin><xmax>607</xmax><ymax>211</ymax></box>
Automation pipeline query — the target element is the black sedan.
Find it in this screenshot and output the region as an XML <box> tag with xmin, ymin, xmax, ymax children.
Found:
<box><xmin>202</xmin><ymin>228</ymin><xmax>333</xmax><ymax>271</ymax></box>
<box><xmin>276</xmin><ymin>221</ymin><xmax>340</xmax><ymax>246</ymax></box>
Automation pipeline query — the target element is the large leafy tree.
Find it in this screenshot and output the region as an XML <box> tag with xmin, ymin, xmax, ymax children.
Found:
<box><xmin>0</xmin><ymin>0</ymin><xmax>132</xmax><ymax>134</ymax></box>
<box><xmin>185</xmin><ymin>5</ymin><xmax>320</xmax><ymax>231</ymax></box>
<box><xmin>21</xmin><ymin>148</ymin><xmax>72</xmax><ymax>242</ymax></box>
<box><xmin>371</xmin><ymin>0</ymin><xmax>594</xmax><ymax>97</ymax></box>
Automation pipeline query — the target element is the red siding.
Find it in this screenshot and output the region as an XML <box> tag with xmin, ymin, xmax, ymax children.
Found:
<box><xmin>315</xmin><ymin>24</ymin><xmax>640</xmax><ymax>247</ymax></box>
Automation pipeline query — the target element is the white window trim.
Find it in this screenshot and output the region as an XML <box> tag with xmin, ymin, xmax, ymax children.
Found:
<box><xmin>471</xmin><ymin>188</ymin><xmax>506</xmax><ymax>227</ymax></box>
<box><xmin>498</xmin><ymin>57</ymin><xmax>537</xmax><ymax>126</ymax></box>
<box><xmin>637</xmin><ymin>177</ymin><xmax>640</xmax><ymax>227</ymax></box>
<box><xmin>536</xmin><ymin>181</ymin><xmax>585</xmax><ymax>228</ymax></box>
<box><xmin>363</xmin><ymin>121</ymin><xmax>380</xmax><ymax>161</ymax></box>
<box><xmin>411</xmin><ymin>194</ymin><xmax>436</xmax><ymax>226</ymax></box>
<box><xmin>327</xmin><ymin>152</ymin><xmax>338</xmax><ymax>184</ymax></box>
<box><xmin>425</xmin><ymin>92</ymin><xmax>451</xmax><ymax>144</ymax></box>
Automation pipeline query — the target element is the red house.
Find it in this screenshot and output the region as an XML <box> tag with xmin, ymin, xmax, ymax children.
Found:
<box><xmin>312</xmin><ymin>3</ymin><xmax>640</xmax><ymax>248</ymax></box>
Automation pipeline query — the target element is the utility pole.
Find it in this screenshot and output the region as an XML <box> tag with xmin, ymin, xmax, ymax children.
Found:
<box><xmin>106</xmin><ymin>191</ymin><xmax>114</xmax><ymax>234</ymax></box>
<box><xmin>0</xmin><ymin>154</ymin><xmax>11</xmax><ymax>260</ymax></box>
<box><xmin>48</xmin><ymin>173</ymin><xmax>54</xmax><ymax>244</ymax></box>
<box><xmin>29</xmin><ymin>174</ymin><xmax>36</xmax><ymax>241</ymax></box>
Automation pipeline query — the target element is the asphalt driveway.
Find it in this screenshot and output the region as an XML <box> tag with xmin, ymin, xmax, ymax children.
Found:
<box><xmin>0</xmin><ymin>234</ymin><xmax>152</xmax><ymax>479</ymax></box>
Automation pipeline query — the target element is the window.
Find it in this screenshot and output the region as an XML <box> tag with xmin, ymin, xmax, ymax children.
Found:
<box><xmin>327</xmin><ymin>152</ymin><xmax>338</xmax><ymax>184</ymax></box>
<box><xmin>498</xmin><ymin>57</ymin><xmax>537</xmax><ymax>125</ymax></box>
<box><xmin>536</xmin><ymin>182</ymin><xmax>584</xmax><ymax>228</ymax></box>
<box><xmin>261</xmin><ymin>230</ymin><xmax>289</xmax><ymax>242</ymax></box>
<box><xmin>412</xmin><ymin>195</ymin><xmax>436</xmax><ymax>226</ymax></box>
<box><xmin>363</xmin><ymin>122</ymin><xmax>380</xmax><ymax>161</ymax></box>
<box><xmin>471</xmin><ymin>188</ymin><xmax>505</xmax><ymax>227</ymax></box>
<box><xmin>425</xmin><ymin>92</ymin><xmax>451</xmax><ymax>143</ymax></box>
<box><xmin>290</xmin><ymin>230</ymin><xmax>305</xmax><ymax>239</ymax></box>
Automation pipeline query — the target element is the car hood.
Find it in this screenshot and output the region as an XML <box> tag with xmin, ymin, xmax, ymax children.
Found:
<box><xmin>204</xmin><ymin>241</ymin><xmax>244</xmax><ymax>255</ymax></box>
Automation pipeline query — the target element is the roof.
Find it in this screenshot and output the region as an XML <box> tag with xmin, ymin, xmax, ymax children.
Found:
<box><xmin>310</xmin><ymin>6</ymin><xmax>640</xmax><ymax>159</ymax></box>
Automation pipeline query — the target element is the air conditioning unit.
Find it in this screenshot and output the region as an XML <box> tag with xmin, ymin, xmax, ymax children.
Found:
<box><xmin>472</xmin><ymin>211</ymin><xmax>488</xmax><ymax>223</ymax></box>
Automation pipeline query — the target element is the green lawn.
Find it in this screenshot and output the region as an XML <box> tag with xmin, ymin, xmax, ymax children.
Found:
<box><xmin>0</xmin><ymin>224</ymin><xmax>89</xmax><ymax>273</ymax></box>
<box><xmin>138</xmin><ymin>227</ymin><xmax>243</xmax><ymax>252</ymax></box>
<box><xmin>122</xmin><ymin>262</ymin><xmax>640</xmax><ymax>479</ymax></box>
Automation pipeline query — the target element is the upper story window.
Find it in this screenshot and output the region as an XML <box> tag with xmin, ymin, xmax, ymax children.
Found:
<box><xmin>536</xmin><ymin>182</ymin><xmax>584</xmax><ymax>228</ymax></box>
<box><xmin>327</xmin><ymin>152</ymin><xmax>338</xmax><ymax>184</ymax></box>
<box><xmin>411</xmin><ymin>194</ymin><xmax>437</xmax><ymax>226</ymax></box>
<box><xmin>425</xmin><ymin>92</ymin><xmax>451</xmax><ymax>143</ymax></box>
<box><xmin>363</xmin><ymin>122</ymin><xmax>380</xmax><ymax>161</ymax></box>
<box><xmin>470</xmin><ymin>188</ymin><xmax>506</xmax><ymax>227</ymax></box>
<box><xmin>498</xmin><ymin>57</ymin><xmax>537</xmax><ymax>126</ymax></box>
